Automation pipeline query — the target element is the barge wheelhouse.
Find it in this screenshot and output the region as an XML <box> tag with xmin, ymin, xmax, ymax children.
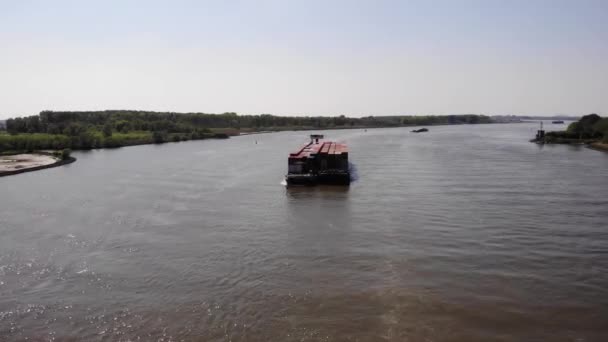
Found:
<box><xmin>285</xmin><ymin>135</ymin><xmax>350</xmax><ymax>186</ymax></box>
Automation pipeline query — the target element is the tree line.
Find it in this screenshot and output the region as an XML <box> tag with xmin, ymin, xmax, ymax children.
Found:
<box><xmin>5</xmin><ymin>110</ymin><xmax>492</xmax><ymax>135</ymax></box>
<box><xmin>1</xmin><ymin>110</ymin><xmax>492</xmax><ymax>152</ymax></box>
<box><xmin>545</xmin><ymin>114</ymin><xmax>608</xmax><ymax>142</ymax></box>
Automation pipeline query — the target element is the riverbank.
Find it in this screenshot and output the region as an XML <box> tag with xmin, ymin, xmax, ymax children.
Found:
<box><xmin>0</xmin><ymin>131</ymin><xmax>230</xmax><ymax>154</ymax></box>
<box><xmin>533</xmin><ymin>114</ymin><xmax>608</xmax><ymax>152</ymax></box>
<box><xmin>0</xmin><ymin>121</ymin><xmax>512</xmax><ymax>154</ymax></box>
<box><xmin>530</xmin><ymin>139</ymin><xmax>608</xmax><ymax>154</ymax></box>
<box><xmin>0</xmin><ymin>153</ymin><xmax>76</xmax><ymax>177</ymax></box>
<box><xmin>589</xmin><ymin>142</ymin><xmax>608</xmax><ymax>153</ymax></box>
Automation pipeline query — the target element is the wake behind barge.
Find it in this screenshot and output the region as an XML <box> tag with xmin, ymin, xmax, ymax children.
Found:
<box><xmin>285</xmin><ymin>135</ymin><xmax>350</xmax><ymax>186</ymax></box>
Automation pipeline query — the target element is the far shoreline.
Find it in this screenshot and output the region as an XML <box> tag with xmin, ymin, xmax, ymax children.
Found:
<box><xmin>236</xmin><ymin>121</ymin><xmax>524</xmax><ymax>135</ymax></box>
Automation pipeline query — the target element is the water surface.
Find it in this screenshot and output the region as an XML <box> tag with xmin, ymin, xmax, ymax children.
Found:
<box><xmin>1</xmin><ymin>123</ymin><xmax>607</xmax><ymax>341</ymax></box>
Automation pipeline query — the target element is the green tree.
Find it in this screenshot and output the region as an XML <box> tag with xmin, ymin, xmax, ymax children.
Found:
<box><xmin>62</xmin><ymin>148</ymin><xmax>71</xmax><ymax>159</ymax></box>
<box><xmin>152</xmin><ymin>131</ymin><xmax>166</xmax><ymax>143</ymax></box>
<box><xmin>593</xmin><ymin>118</ymin><xmax>608</xmax><ymax>137</ymax></box>
<box><xmin>579</xmin><ymin>113</ymin><xmax>602</xmax><ymax>138</ymax></box>
<box><xmin>64</xmin><ymin>122</ymin><xmax>84</xmax><ymax>136</ymax></box>
<box><xmin>103</xmin><ymin>123</ymin><xmax>113</xmax><ymax>137</ymax></box>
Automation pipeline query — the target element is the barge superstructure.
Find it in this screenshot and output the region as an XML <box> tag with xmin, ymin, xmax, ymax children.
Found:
<box><xmin>285</xmin><ymin>135</ymin><xmax>350</xmax><ymax>186</ymax></box>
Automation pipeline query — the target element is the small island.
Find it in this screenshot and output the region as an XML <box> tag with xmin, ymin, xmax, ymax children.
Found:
<box><xmin>531</xmin><ymin>113</ymin><xmax>608</xmax><ymax>152</ymax></box>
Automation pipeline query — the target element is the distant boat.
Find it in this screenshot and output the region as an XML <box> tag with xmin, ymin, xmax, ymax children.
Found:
<box><xmin>411</xmin><ymin>128</ymin><xmax>429</xmax><ymax>133</ymax></box>
<box><xmin>552</xmin><ymin>120</ymin><xmax>565</xmax><ymax>124</ymax></box>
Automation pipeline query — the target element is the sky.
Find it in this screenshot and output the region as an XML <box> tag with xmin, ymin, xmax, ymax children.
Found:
<box><xmin>1</xmin><ymin>0</ymin><xmax>607</xmax><ymax>119</ymax></box>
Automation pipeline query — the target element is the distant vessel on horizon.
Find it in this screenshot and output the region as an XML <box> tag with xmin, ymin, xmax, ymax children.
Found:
<box><xmin>552</xmin><ymin>120</ymin><xmax>565</xmax><ymax>124</ymax></box>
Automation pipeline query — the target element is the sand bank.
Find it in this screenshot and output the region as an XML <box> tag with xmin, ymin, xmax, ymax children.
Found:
<box><xmin>0</xmin><ymin>154</ymin><xmax>75</xmax><ymax>177</ymax></box>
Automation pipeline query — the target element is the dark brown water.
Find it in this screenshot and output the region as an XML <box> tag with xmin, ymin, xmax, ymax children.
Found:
<box><xmin>1</xmin><ymin>123</ymin><xmax>607</xmax><ymax>341</ymax></box>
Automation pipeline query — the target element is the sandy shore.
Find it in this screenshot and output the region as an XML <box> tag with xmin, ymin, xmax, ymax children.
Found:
<box><xmin>0</xmin><ymin>154</ymin><xmax>58</xmax><ymax>173</ymax></box>
<box><xmin>589</xmin><ymin>142</ymin><xmax>608</xmax><ymax>152</ymax></box>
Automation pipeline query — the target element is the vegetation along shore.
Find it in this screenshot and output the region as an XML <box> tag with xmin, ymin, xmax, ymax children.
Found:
<box><xmin>532</xmin><ymin>113</ymin><xmax>608</xmax><ymax>152</ymax></box>
<box><xmin>0</xmin><ymin>111</ymin><xmax>492</xmax><ymax>153</ymax></box>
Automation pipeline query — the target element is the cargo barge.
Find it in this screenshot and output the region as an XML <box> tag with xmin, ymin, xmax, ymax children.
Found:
<box><xmin>285</xmin><ymin>135</ymin><xmax>350</xmax><ymax>186</ymax></box>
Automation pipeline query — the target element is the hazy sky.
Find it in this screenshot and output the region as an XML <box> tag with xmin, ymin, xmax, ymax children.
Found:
<box><xmin>1</xmin><ymin>0</ymin><xmax>607</xmax><ymax>119</ymax></box>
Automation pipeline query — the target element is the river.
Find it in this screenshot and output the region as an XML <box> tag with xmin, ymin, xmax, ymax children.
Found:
<box><xmin>1</xmin><ymin>123</ymin><xmax>607</xmax><ymax>341</ymax></box>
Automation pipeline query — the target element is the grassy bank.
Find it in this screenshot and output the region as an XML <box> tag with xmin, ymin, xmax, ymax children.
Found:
<box><xmin>0</xmin><ymin>131</ymin><xmax>228</xmax><ymax>153</ymax></box>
